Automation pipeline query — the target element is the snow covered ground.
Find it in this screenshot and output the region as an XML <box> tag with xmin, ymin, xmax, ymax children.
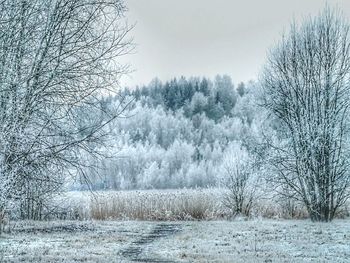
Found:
<box><xmin>1</xmin><ymin>219</ymin><xmax>350</xmax><ymax>262</ymax></box>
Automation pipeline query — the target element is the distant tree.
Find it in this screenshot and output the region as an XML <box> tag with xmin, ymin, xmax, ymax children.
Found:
<box><xmin>163</xmin><ymin>79</ymin><xmax>178</xmax><ymax>110</ymax></box>
<box><xmin>233</xmin><ymin>84</ymin><xmax>259</xmax><ymax>126</ymax></box>
<box><xmin>214</xmin><ymin>75</ymin><xmax>237</xmax><ymax>115</ymax></box>
<box><xmin>133</xmin><ymin>87</ymin><xmax>142</xmax><ymax>100</ymax></box>
<box><xmin>199</xmin><ymin>78</ymin><xmax>211</xmax><ymax>96</ymax></box>
<box><xmin>190</xmin><ymin>92</ymin><xmax>208</xmax><ymax>116</ymax></box>
<box><xmin>237</xmin><ymin>82</ymin><xmax>246</xmax><ymax>97</ymax></box>
<box><xmin>206</xmin><ymin>98</ymin><xmax>225</xmax><ymax>121</ymax></box>
<box><xmin>147</xmin><ymin>78</ymin><xmax>164</xmax><ymax>106</ymax></box>
<box><xmin>262</xmin><ymin>8</ymin><xmax>350</xmax><ymax>221</ymax></box>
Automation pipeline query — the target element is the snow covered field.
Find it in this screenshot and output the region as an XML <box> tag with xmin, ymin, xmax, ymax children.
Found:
<box><xmin>1</xmin><ymin>219</ymin><xmax>350</xmax><ymax>262</ymax></box>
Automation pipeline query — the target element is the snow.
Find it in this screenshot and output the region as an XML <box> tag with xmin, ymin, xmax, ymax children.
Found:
<box><xmin>155</xmin><ymin>220</ymin><xmax>350</xmax><ymax>262</ymax></box>
<box><xmin>1</xmin><ymin>219</ymin><xmax>350</xmax><ymax>262</ymax></box>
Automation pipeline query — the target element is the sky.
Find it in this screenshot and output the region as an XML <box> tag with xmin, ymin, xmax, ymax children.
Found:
<box><xmin>119</xmin><ymin>0</ymin><xmax>350</xmax><ymax>88</ymax></box>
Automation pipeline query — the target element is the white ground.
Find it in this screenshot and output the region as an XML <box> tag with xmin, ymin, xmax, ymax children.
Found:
<box><xmin>1</xmin><ymin>219</ymin><xmax>350</xmax><ymax>262</ymax></box>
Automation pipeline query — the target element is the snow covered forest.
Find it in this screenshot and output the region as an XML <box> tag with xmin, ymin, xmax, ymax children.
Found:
<box><xmin>2</xmin><ymin>0</ymin><xmax>350</xmax><ymax>262</ymax></box>
<box><xmin>81</xmin><ymin>76</ymin><xmax>263</xmax><ymax>191</ymax></box>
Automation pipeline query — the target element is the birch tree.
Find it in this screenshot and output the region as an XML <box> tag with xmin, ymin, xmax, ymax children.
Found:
<box><xmin>0</xmin><ymin>0</ymin><xmax>132</xmax><ymax>219</ymax></box>
<box><xmin>262</xmin><ymin>8</ymin><xmax>350</xmax><ymax>221</ymax></box>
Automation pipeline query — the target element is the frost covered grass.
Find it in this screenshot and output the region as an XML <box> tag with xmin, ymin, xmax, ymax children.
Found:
<box><xmin>1</xmin><ymin>219</ymin><xmax>350</xmax><ymax>262</ymax></box>
<box><xmin>45</xmin><ymin>189</ymin><xmax>318</xmax><ymax>221</ymax></box>
<box><xmin>51</xmin><ymin>189</ymin><xmax>228</xmax><ymax>220</ymax></box>
<box><xmin>155</xmin><ymin>219</ymin><xmax>350</xmax><ymax>263</ymax></box>
<box><xmin>89</xmin><ymin>189</ymin><xmax>224</xmax><ymax>220</ymax></box>
<box><xmin>0</xmin><ymin>220</ymin><xmax>152</xmax><ymax>263</ymax></box>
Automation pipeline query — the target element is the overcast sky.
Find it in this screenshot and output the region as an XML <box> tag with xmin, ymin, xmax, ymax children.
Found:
<box><xmin>120</xmin><ymin>0</ymin><xmax>350</xmax><ymax>88</ymax></box>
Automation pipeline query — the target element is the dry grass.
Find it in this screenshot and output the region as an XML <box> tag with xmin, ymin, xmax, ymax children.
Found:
<box><xmin>46</xmin><ymin>189</ymin><xmax>318</xmax><ymax>221</ymax></box>
<box><xmin>54</xmin><ymin>189</ymin><xmax>227</xmax><ymax>220</ymax></box>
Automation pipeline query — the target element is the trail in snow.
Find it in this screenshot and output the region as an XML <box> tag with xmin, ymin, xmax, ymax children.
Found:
<box><xmin>120</xmin><ymin>223</ymin><xmax>182</xmax><ymax>263</ymax></box>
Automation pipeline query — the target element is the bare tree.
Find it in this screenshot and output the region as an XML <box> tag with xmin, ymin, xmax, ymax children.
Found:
<box><xmin>0</xmin><ymin>0</ymin><xmax>133</xmax><ymax>220</ymax></box>
<box><xmin>221</xmin><ymin>143</ymin><xmax>258</xmax><ymax>217</ymax></box>
<box><xmin>262</xmin><ymin>8</ymin><xmax>350</xmax><ymax>221</ymax></box>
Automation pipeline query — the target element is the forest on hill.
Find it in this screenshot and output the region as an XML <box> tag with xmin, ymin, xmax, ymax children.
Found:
<box><xmin>79</xmin><ymin>75</ymin><xmax>267</xmax><ymax>190</ymax></box>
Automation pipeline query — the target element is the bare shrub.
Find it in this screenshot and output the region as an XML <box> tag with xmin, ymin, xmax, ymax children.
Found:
<box><xmin>220</xmin><ymin>143</ymin><xmax>259</xmax><ymax>217</ymax></box>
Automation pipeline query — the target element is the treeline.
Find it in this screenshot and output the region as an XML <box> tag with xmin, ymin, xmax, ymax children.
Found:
<box><xmin>78</xmin><ymin>75</ymin><xmax>264</xmax><ymax>190</ymax></box>
<box><xmin>124</xmin><ymin>75</ymin><xmax>247</xmax><ymax>121</ymax></box>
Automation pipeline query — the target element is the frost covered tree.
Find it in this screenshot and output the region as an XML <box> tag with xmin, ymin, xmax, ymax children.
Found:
<box><xmin>237</xmin><ymin>82</ymin><xmax>246</xmax><ymax>97</ymax></box>
<box><xmin>190</xmin><ymin>92</ymin><xmax>208</xmax><ymax>116</ymax></box>
<box><xmin>221</xmin><ymin>143</ymin><xmax>258</xmax><ymax>217</ymax></box>
<box><xmin>0</xmin><ymin>0</ymin><xmax>132</xmax><ymax>219</ymax></box>
<box><xmin>262</xmin><ymin>8</ymin><xmax>350</xmax><ymax>221</ymax></box>
<box><xmin>213</xmin><ymin>75</ymin><xmax>237</xmax><ymax>115</ymax></box>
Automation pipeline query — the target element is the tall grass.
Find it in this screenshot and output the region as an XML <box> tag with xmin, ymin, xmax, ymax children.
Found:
<box><xmin>46</xmin><ymin>189</ymin><xmax>317</xmax><ymax>221</ymax></box>
<box><xmin>89</xmin><ymin>189</ymin><xmax>226</xmax><ymax>220</ymax></box>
